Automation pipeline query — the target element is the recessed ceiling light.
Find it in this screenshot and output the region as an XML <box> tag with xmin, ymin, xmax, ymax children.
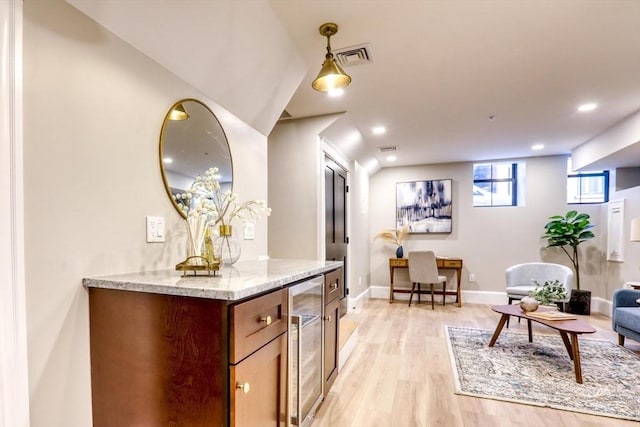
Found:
<box><xmin>372</xmin><ymin>126</ymin><xmax>386</xmax><ymax>135</ymax></box>
<box><xmin>578</xmin><ymin>103</ymin><xmax>597</xmax><ymax>112</ymax></box>
<box><xmin>386</xmin><ymin>155</ymin><xmax>397</xmax><ymax>162</ymax></box>
<box><xmin>328</xmin><ymin>88</ymin><xmax>344</xmax><ymax>97</ymax></box>
<box><xmin>531</xmin><ymin>144</ymin><xmax>544</xmax><ymax>151</ymax></box>
<box><xmin>163</xmin><ymin>157</ymin><xmax>173</xmax><ymax>164</ymax></box>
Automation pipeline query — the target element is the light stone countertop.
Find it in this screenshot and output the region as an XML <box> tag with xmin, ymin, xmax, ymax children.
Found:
<box><xmin>83</xmin><ymin>258</ymin><xmax>343</xmax><ymax>301</ymax></box>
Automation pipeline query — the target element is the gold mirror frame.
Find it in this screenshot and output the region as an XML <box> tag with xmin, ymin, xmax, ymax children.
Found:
<box><xmin>159</xmin><ymin>99</ymin><xmax>233</xmax><ymax>218</ymax></box>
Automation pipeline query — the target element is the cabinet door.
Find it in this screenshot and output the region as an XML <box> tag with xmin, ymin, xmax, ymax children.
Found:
<box><xmin>230</xmin><ymin>333</ymin><xmax>287</xmax><ymax>427</ymax></box>
<box><xmin>323</xmin><ymin>297</ymin><xmax>340</xmax><ymax>396</ymax></box>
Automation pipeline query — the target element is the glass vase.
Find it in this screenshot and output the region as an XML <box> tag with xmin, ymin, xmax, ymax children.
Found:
<box><xmin>214</xmin><ymin>224</ymin><xmax>241</xmax><ymax>265</ymax></box>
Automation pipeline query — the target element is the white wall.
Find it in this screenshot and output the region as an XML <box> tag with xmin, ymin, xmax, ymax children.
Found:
<box><xmin>369</xmin><ymin>155</ymin><xmax>606</xmax><ymax>299</ymax></box>
<box><xmin>600</xmin><ymin>172</ymin><xmax>640</xmax><ymax>299</ymax></box>
<box><xmin>348</xmin><ymin>161</ymin><xmax>371</xmax><ymax>300</ymax></box>
<box><xmin>268</xmin><ymin>115</ymin><xmax>341</xmax><ymax>260</ymax></box>
<box><xmin>23</xmin><ymin>1</ymin><xmax>267</xmax><ymax>426</ymax></box>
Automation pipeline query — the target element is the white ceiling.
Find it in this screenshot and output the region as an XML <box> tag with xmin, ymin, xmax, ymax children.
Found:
<box><xmin>67</xmin><ymin>0</ymin><xmax>640</xmax><ymax>173</ymax></box>
<box><xmin>269</xmin><ymin>0</ymin><xmax>640</xmax><ymax>170</ymax></box>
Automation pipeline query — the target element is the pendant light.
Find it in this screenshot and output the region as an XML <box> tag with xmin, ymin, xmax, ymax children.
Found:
<box><xmin>312</xmin><ymin>23</ymin><xmax>351</xmax><ymax>92</ymax></box>
<box><xmin>169</xmin><ymin>103</ymin><xmax>190</xmax><ymax>121</ymax></box>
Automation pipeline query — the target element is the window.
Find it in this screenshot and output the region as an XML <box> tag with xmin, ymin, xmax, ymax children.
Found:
<box><xmin>566</xmin><ymin>158</ymin><xmax>609</xmax><ymax>204</ymax></box>
<box><xmin>473</xmin><ymin>162</ymin><xmax>523</xmax><ymax>207</ymax></box>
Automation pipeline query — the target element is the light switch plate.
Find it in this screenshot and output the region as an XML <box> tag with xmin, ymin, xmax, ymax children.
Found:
<box><xmin>146</xmin><ymin>216</ymin><xmax>165</xmax><ymax>243</ymax></box>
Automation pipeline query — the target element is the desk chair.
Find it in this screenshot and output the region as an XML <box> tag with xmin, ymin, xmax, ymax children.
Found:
<box><xmin>408</xmin><ymin>251</ymin><xmax>447</xmax><ymax>309</ymax></box>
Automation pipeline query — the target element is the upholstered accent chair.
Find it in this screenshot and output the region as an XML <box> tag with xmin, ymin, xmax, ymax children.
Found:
<box><xmin>612</xmin><ymin>288</ymin><xmax>640</xmax><ymax>346</ymax></box>
<box><xmin>408</xmin><ymin>251</ymin><xmax>447</xmax><ymax>309</ymax></box>
<box><xmin>505</xmin><ymin>262</ymin><xmax>574</xmax><ymax>306</ymax></box>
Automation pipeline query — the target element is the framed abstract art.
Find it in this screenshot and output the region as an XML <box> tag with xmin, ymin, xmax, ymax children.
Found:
<box><xmin>396</xmin><ymin>179</ymin><xmax>452</xmax><ymax>233</ymax></box>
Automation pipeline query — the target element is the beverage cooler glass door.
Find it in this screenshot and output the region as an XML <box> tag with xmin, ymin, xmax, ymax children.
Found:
<box><xmin>289</xmin><ymin>275</ymin><xmax>324</xmax><ymax>426</ymax></box>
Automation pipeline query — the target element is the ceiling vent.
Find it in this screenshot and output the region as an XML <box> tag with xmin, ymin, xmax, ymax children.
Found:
<box><xmin>378</xmin><ymin>145</ymin><xmax>398</xmax><ymax>153</ymax></box>
<box><xmin>334</xmin><ymin>43</ymin><xmax>374</xmax><ymax>67</ymax></box>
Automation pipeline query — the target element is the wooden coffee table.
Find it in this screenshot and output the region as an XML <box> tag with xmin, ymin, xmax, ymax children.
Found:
<box><xmin>489</xmin><ymin>304</ymin><xmax>596</xmax><ymax>383</ymax></box>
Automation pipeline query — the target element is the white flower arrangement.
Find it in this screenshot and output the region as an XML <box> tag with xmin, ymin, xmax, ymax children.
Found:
<box><xmin>173</xmin><ymin>166</ymin><xmax>271</xmax><ymax>232</ymax></box>
<box><xmin>173</xmin><ymin>167</ymin><xmax>270</xmax><ymax>265</ymax></box>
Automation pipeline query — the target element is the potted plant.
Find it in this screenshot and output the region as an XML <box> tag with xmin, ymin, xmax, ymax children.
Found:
<box><xmin>541</xmin><ymin>210</ymin><xmax>595</xmax><ymax>314</ymax></box>
<box><xmin>376</xmin><ymin>225</ymin><xmax>409</xmax><ymax>258</ymax></box>
<box><xmin>530</xmin><ymin>280</ymin><xmax>567</xmax><ymax>306</ymax></box>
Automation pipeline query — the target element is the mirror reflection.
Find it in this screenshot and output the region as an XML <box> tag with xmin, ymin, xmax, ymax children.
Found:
<box><xmin>159</xmin><ymin>99</ymin><xmax>233</xmax><ymax>218</ymax></box>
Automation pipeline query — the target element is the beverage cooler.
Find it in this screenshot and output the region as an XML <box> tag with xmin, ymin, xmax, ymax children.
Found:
<box><xmin>289</xmin><ymin>275</ymin><xmax>324</xmax><ymax>426</ymax></box>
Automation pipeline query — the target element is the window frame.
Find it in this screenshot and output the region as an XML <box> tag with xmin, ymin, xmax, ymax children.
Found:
<box><xmin>473</xmin><ymin>162</ymin><xmax>518</xmax><ymax>207</ymax></box>
<box><xmin>567</xmin><ymin>169</ymin><xmax>610</xmax><ymax>205</ymax></box>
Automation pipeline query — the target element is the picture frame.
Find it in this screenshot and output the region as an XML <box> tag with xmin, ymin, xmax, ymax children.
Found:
<box><xmin>396</xmin><ymin>179</ymin><xmax>453</xmax><ymax>233</ymax></box>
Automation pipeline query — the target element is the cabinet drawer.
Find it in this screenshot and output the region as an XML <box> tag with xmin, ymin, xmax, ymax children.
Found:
<box><xmin>441</xmin><ymin>259</ymin><xmax>462</xmax><ymax>268</ymax></box>
<box><xmin>389</xmin><ymin>258</ymin><xmax>408</xmax><ymax>267</ymax></box>
<box><xmin>230</xmin><ymin>288</ymin><xmax>288</xmax><ymax>364</ymax></box>
<box><xmin>324</xmin><ymin>269</ymin><xmax>342</xmax><ymax>304</ymax></box>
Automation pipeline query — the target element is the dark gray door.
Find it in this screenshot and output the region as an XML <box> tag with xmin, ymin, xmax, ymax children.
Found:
<box><xmin>324</xmin><ymin>156</ymin><xmax>348</xmax><ymax>315</ymax></box>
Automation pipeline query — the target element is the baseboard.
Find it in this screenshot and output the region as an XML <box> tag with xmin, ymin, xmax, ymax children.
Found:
<box><xmin>591</xmin><ymin>296</ymin><xmax>611</xmax><ymax>316</ymax></box>
<box><xmin>369</xmin><ymin>286</ymin><xmax>505</xmax><ymax>305</ymax></box>
<box><xmin>346</xmin><ymin>287</ymin><xmax>370</xmax><ymax>313</ymax></box>
<box><xmin>368</xmin><ymin>286</ymin><xmax>612</xmax><ymax>316</ymax></box>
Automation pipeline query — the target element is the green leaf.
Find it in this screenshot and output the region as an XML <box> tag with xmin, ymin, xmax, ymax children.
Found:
<box><xmin>574</xmin><ymin>213</ymin><xmax>590</xmax><ymax>221</ymax></box>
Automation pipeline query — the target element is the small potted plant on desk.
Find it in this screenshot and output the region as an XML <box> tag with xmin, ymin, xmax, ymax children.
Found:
<box><xmin>541</xmin><ymin>210</ymin><xmax>595</xmax><ymax>315</ymax></box>
<box><xmin>376</xmin><ymin>225</ymin><xmax>409</xmax><ymax>258</ymax></box>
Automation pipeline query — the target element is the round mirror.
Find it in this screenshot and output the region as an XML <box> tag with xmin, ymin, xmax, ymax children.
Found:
<box><xmin>159</xmin><ymin>99</ymin><xmax>233</xmax><ymax>218</ymax></box>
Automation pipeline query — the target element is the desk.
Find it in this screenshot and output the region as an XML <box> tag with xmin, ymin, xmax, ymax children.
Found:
<box><xmin>389</xmin><ymin>257</ymin><xmax>463</xmax><ymax>306</ymax></box>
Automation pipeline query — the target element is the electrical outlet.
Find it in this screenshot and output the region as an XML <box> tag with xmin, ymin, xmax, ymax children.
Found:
<box><xmin>243</xmin><ymin>222</ymin><xmax>255</xmax><ymax>240</ymax></box>
<box><xmin>146</xmin><ymin>216</ymin><xmax>165</xmax><ymax>243</ymax></box>
<box><xmin>469</xmin><ymin>273</ymin><xmax>476</xmax><ymax>282</ymax></box>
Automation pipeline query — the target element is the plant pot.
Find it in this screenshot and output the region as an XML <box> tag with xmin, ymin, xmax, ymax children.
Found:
<box><xmin>567</xmin><ymin>289</ymin><xmax>591</xmax><ymax>315</ymax></box>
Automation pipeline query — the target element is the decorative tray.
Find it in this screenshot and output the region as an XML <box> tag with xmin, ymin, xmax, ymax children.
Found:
<box><xmin>526</xmin><ymin>311</ymin><xmax>577</xmax><ymax>321</ymax></box>
<box><xmin>175</xmin><ymin>256</ymin><xmax>221</xmax><ymax>277</ymax></box>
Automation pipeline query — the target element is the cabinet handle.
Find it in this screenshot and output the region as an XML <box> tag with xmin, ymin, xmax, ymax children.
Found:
<box><xmin>259</xmin><ymin>315</ymin><xmax>273</xmax><ymax>326</ymax></box>
<box><xmin>330</xmin><ymin>282</ymin><xmax>339</xmax><ymax>290</ymax></box>
<box><xmin>323</xmin><ymin>315</ymin><xmax>332</xmax><ymax>322</ymax></box>
<box><xmin>236</xmin><ymin>382</ymin><xmax>251</xmax><ymax>394</ymax></box>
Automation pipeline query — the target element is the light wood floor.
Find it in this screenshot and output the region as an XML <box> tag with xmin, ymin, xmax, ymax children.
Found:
<box><xmin>311</xmin><ymin>299</ymin><xmax>639</xmax><ymax>427</ymax></box>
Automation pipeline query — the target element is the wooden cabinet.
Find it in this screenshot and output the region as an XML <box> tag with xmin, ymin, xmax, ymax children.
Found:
<box><xmin>88</xmin><ymin>266</ymin><xmax>345</xmax><ymax>427</ymax></box>
<box><xmin>323</xmin><ymin>268</ymin><xmax>342</xmax><ymax>396</ymax></box>
<box><xmin>230</xmin><ymin>333</ymin><xmax>287</xmax><ymax>427</ymax></box>
<box><xmin>89</xmin><ymin>287</ymin><xmax>287</xmax><ymax>427</ymax></box>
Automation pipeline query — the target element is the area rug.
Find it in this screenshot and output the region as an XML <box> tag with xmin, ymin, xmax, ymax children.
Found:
<box><xmin>445</xmin><ymin>326</ymin><xmax>640</xmax><ymax>422</ymax></box>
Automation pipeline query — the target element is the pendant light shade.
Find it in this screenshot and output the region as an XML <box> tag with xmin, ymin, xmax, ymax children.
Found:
<box><xmin>312</xmin><ymin>23</ymin><xmax>351</xmax><ymax>92</ymax></box>
<box><xmin>169</xmin><ymin>103</ymin><xmax>190</xmax><ymax>121</ymax></box>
